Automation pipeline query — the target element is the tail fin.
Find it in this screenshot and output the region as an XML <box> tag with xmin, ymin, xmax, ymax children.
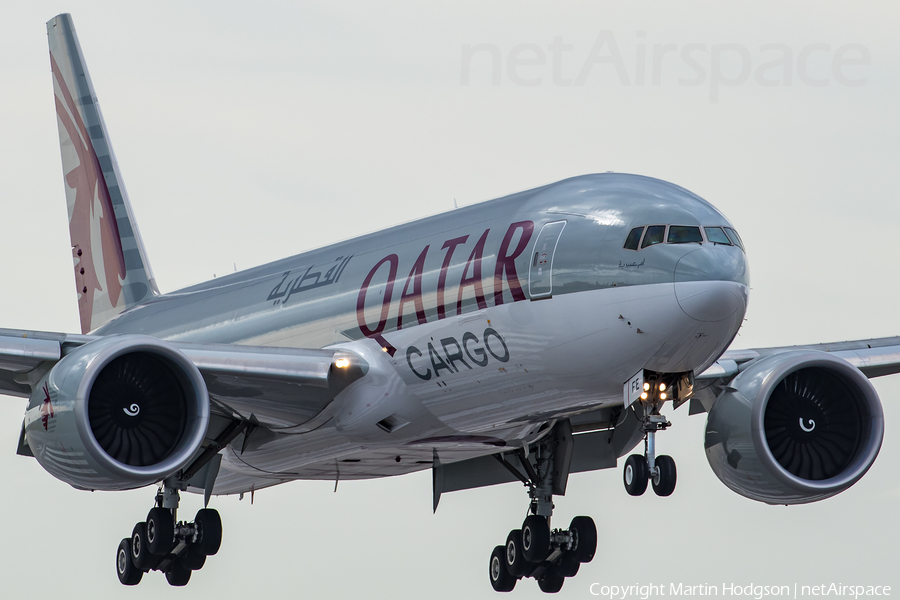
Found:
<box><xmin>47</xmin><ymin>14</ymin><xmax>158</xmax><ymax>334</ymax></box>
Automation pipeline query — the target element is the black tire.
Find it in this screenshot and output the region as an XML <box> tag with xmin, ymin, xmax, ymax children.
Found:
<box><xmin>116</xmin><ymin>538</ymin><xmax>143</xmax><ymax>586</ymax></box>
<box><xmin>147</xmin><ymin>507</ymin><xmax>175</xmax><ymax>556</ymax></box>
<box><xmin>521</xmin><ymin>515</ymin><xmax>550</xmax><ymax>563</ymax></box>
<box><xmin>537</xmin><ymin>567</ymin><xmax>565</xmax><ymax>593</ymax></box>
<box><xmin>568</xmin><ymin>516</ymin><xmax>597</xmax><ymax>563</ymax></box>
<box><xmin>130</xmin><ymin>522</ymin><xmax>157</xmax><ymax>571</ymax></box>
<box><xmin>489</xmin><ymin>545</ymin><xmax>516</xmax><ymax>592</ymax></box>
<box><xmin>165</xmin><ymin>561</ymin><xmax>192</xmax><ymax>586</ymax></box>
<box><xmin>194</xmin><ymin>508</ymin><xmax>222</xmax><ymax>556</ymax></box>
<box><xmin>505</xmin><ymin>529</ymin><xmax>529</xmax><ymax>578</ymax></box>
<box><xmin>180</xmin><ymin>548</ymin><xmax>207</xmax><ymax>571</ymax></box>
<box><xmin>652</xmin><ymin>455</ymin><xmax>677</xmax><ymax>497</ymax></box>
<box><xmin>556</xmin><ymin>554</ymin><xmax>580</xmax><ymax>578</ymax></box>
<box><xmin>623</xmin><ymin>454</ymin><xmax>649</xmax><ymax>496</ymax></box>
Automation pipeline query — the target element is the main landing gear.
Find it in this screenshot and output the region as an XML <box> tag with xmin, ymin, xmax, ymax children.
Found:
<box><xmin>623</xmin><ymin>378</ymin><xmax>677</xmax><ymax>497</ymax></box>
<box><xmin>487</xmin><ymin>421</ymin><xmax>597</xmax><ymax>594</ymax></box>
<box><xmin>116</xmin><ymin>481</ymin><xmax>222</xmax><ymax>586</ymax></box>
<box><xmin>491</xmin><ymin>514</ymin><xmax>597</xmax><ymax>593</ymax></box>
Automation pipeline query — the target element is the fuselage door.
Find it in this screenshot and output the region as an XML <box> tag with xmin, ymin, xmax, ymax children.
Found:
<box><xmin>528</xmin><ymin>220</ymin><xmax>566</xmax><ymax>299</ymax></box>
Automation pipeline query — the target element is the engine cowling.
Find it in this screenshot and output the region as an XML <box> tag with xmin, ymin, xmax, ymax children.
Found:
<box><xmin>705</xmin><ymin>350</ymin><xmax>883</xmax><ymax>504</ymax></box>
<box><xmin>24</xmin><ymin>335</ymin><xmax>209</xmax><ymax>491</ymax></box>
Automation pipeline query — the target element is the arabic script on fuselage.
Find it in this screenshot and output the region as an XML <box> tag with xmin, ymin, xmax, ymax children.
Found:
<box><xmin>618</xmin><ymin>258</ymin><xmax>645</xmax><ymax>269</ymax></box>
<box><xmin>267</xmin><ymin>255</ymin><xmax>353</xmax><ymax>305</ymax></box>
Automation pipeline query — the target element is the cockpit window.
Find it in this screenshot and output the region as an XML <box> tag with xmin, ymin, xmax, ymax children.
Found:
<box><xmin>704</xmin><ymin>227</ymin><xmax>732</xmax><ymax>245</ymax></box>
<box><xmin>623</xmin><ymin>227</ymin><xmax>644</xmax><ymax>250</ymax></box>
<box><xmin>723</xmin><ymin>227</ymin><xmax>744</xmax><ymax>250</ymax></box>
<box><xmin>641</xmin><ymin>225</ymin><xmax>666</xmax><ymax>248</ymax></box>
<box><xmin>667</xmin><ymin>226</ymin><xmax>703</xmax><ymax>244</ymax></box>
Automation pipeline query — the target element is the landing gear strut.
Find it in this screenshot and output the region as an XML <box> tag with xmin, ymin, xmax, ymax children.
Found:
<box><xmin>115</xmin><ymin>480</ymin><xmax>223</xmax><ymax>587</ymax></box>
<box><xmin>487</xmin><ymin>421</ymin><xmax>598</xmax><ymax>594</ymax></box>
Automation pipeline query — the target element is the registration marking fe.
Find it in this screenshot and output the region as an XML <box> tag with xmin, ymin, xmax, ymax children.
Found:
<box><xmin>624</xmin><ymin>370</ymin><xmax>644</xmax><ymax>408</ymax></box>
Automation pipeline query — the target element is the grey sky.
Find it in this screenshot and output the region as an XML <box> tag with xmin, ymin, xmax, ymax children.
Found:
<box><xmin>1</xmin><ymin>1</ymin><xmax>899</xmax><ymax>598</ymax></box>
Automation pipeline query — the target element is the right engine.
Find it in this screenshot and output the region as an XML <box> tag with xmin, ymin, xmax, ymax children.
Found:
<box><xmin>704</xmin><ymin>350</ymin><xmax>883</xmax><ymax>504</ymax></box>
<box><xmin>24</xmin><ymin>335</ymin><xmax>209</xmax><ymax>491</ymax></box>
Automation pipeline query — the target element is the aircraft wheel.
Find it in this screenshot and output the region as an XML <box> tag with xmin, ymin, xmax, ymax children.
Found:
<box><xmin>537</xmin><ymin>566</ymin><xmax>565</xmax><ymax>593</ymax></box>
<box><xmin>521</xmin><ymin>515</ymin><xmax>550</xmax><ymax>563</ymax></box>
<box><xmin>165</xmin><ymin>561</ymin><xmax>192</xmax><ymax>586</ymax></box>
<box><xmin>556</xmin><ymin>554</ymin><xmax>580</xmax><ymax>577</ymax></box>
<box><xmin>181</xmin><ymin>548</ymin><xmax>207</xmax><ymax>571</ymax></box>
<box><xmin>130</xmin><ymin>522</ymin><xmax>156</xmax><ymax>571</ymax></box>
<box><xmin>505</xmin><ymin>529</ymin><xmax>529</xmax><ymax>578</ymax></box>
<box><xmin>623</xmin><ymin>454</ymin><xmax>649</xmax><ymax>496</ymax></box>
<box><xmin>146</xmin><ymin>507</ymin><xmax>174</xmax><ymax>556</ymax></box>
<box><xmin>568</xmin><ymin>516</ymin><xmax>597</xmax><ymax>563</ymax></box>
<box><xmin>652</xmin><ymin>455</ymin><xmax>677</xmax><ymax>497</ymax></box>
<box><xmin>194</xmin><ymin>508</ymin><xmax>222</xmax><ymax>556</ymax></box>
<box><xmin>489</xmin><ymin>545</ymin><xmax>516</xmax><ymax>592</ymax></box>
<box><xmin>116</xmin><ymin>538</ymin><xmax>143</xmax><ymax>586</ymax></box>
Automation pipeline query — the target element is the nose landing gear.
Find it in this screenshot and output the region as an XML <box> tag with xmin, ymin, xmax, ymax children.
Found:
<box><xmin>623</xmin><ymin>379</ymin><xmax>679</xmax><ymax>497</ymax></box>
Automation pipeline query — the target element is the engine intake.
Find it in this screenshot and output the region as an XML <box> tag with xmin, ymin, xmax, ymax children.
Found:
<box><xmin>705</xmin><ymin>350</ymin><xmax>883</xmax><ymax>504</ymax></box>
<box><xmin>25</xmin><ymin>335</ymin><xmax>209</xmax><ymax>491</ymax></box>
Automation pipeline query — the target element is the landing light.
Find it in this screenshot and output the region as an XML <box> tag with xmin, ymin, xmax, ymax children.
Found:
<box><xmin>660</xmin><ymin>392</ymin><xmax>667</xmax><ymax>400</ymax></box>
<box><xmin>659</xmin><ymin>383</ymin><xmax>666</xmax><ymax>392</ymax></box>
<box><xmin>640</xmin><ymin>392</ymin><xmax>648</xmax><ymax>400</ymax></box>
<box><xmin>643</xmin><ymin>383</ymin><xmax>650</xmax><ymax>391</ymax></box>
<box><xmin>334</xmin><ymin>357</ymin><xmax>351</xmax><ymax>369</ymax></box>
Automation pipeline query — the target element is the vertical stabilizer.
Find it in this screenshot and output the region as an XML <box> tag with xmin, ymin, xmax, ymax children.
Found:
<box><xmin>47</xmin><ymin>14</ymin><xmax>158</xmax><ymax>334</ymax></box>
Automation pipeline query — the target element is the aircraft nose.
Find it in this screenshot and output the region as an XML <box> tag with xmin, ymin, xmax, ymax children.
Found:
<box><xmin>674</xmin><ymin>247</ymin><xmax>748</xmax><ymax>322</ymax></box>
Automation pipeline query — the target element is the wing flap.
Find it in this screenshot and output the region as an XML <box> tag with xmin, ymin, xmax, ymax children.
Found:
<box><xmin>0</xmin><ymin>337</ymin><xmax>60</xmax><ymax>373</ymax></box>
<box><xmin>0</xmin><ymin>333</ymin><xmax>64</xmax><ymax>395</ymax></box>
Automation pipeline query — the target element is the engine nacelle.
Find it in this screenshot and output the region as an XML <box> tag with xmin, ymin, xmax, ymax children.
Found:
<box><xmin>24</xmin><ymin>335</ymin><xmax>209</xmax><ymax>491</ymax></box>
<box><xmin>705</xmin><ymin>350</ymin><xmax>883</xmax><ymax>504</ymax></box>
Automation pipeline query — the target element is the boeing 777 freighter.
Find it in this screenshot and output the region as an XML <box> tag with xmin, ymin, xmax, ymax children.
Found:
<box><xmin>0</xmin><ymin>13</ymin><xmax>895</xmax><ymax>593</ymax></box>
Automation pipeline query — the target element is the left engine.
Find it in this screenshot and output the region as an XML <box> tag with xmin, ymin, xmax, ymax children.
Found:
<box><xmin>24</xmin><ymin>335</ymin><xmax>209</xmax><ymax>491</ymax></box>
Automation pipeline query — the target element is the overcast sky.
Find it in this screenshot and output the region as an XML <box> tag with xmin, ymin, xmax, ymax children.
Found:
<box><xmin>1</xmin><ymin>1</ymin><xmax>899</xmax><ymax>598</ymax></box>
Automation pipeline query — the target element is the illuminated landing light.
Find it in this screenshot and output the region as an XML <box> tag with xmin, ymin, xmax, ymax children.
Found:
<box><xmin>334</xmin><ymin>357</ymin><xmax>351</xmax><ymax>369</ymax></box>
<box><xmin>643</xmin><ymin>383</ymin><xmax>650</xmax><ymax>391</ymax></box>
<box><xmin>382</xmin><ymin>347</ymin><xmax>388</xmax><ymax>352</ymax></box>
<box><xmin>640</xmin><ymin>392</ymin><xmax>648</xmax><ymax>400</ymax></box>
<box><xmin>659</xmin><ymin>383</ymin><xmax>667</xmax><ymax>391</ymax></box>
<box><xmin>660</xmin><ymin>392</ymin><xmax>667</xmax><ymax>400</ymax></box>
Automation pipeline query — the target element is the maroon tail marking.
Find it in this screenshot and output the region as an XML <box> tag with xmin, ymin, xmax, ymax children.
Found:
<box><xmin>50</xmin><ymin>52</ymin><xmax>126</xmax><ymax>333</ymax></box>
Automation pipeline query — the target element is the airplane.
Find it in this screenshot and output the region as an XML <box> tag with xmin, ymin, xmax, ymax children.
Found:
<box><xmin>1</xmin><ymin>12</ymin><xmax>896</xmax><ymax>593</ymax></box>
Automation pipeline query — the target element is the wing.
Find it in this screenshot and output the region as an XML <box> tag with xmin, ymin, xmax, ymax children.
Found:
<box><xmin>699</xmin><ymin>335</ymin><xmax>900</xmax><ymax>380</ymax></box>
<box><xmin>690</xmin><ymin>335</ymin><xmax>900</xmax><ymax>414</ymax></box>
<box><xmin>0</xmin><ymin>327</ymin><xmax>365</xmax><ymax>424</ymax></box>
<box><xmin>0</xmin><ymin>327</ymin><xmax>369</xmax><ymax>493</ymax></box>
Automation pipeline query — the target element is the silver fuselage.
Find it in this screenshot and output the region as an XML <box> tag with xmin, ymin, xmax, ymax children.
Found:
<box><xmin>93</xmin><ymin>173</ymin><xmax>749</xmax><ymax>490</ymax></box>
